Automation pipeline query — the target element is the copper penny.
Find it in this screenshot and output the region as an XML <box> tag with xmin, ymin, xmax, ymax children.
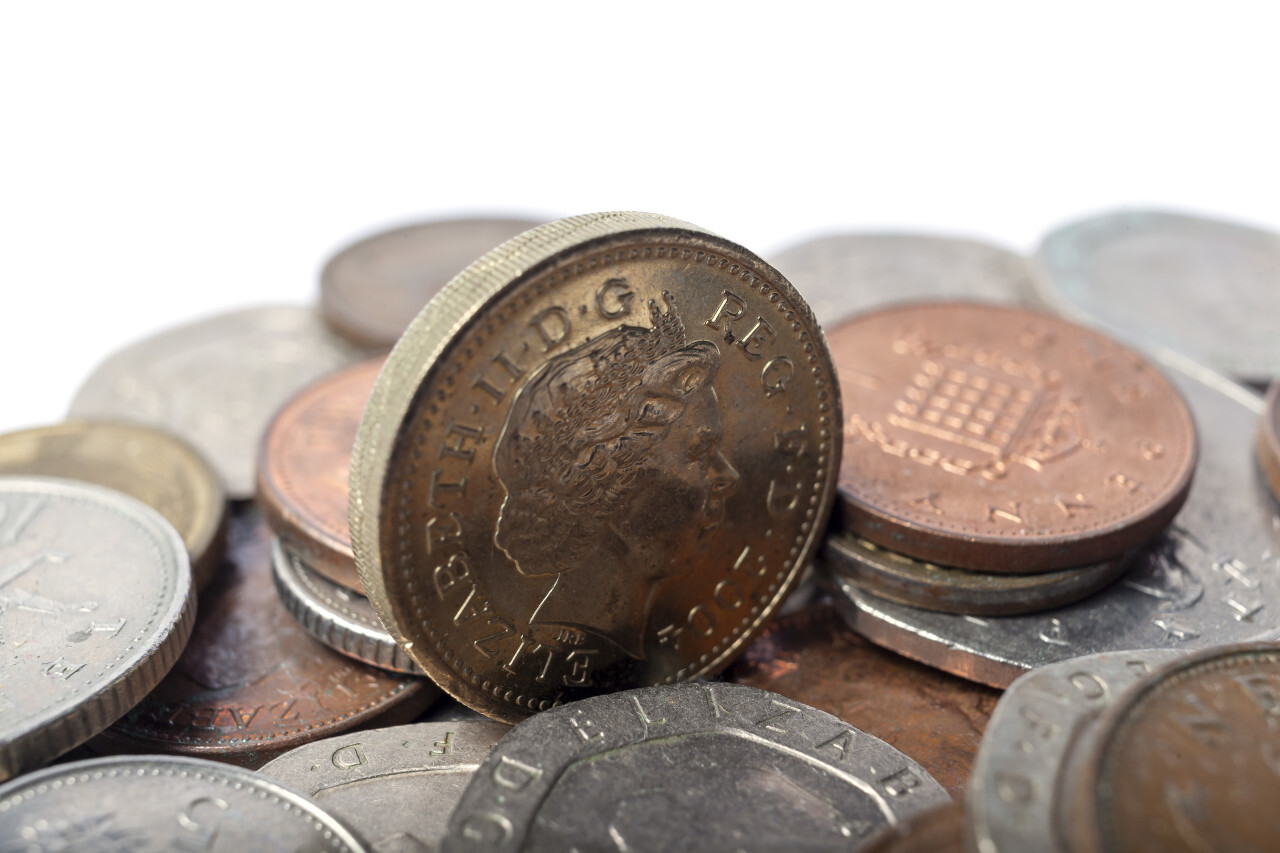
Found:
<box><xmin>1257</xmin><ymin>379</ymin><xmax>1280</xmax><ymax>505</ymax></box>
<box><xmin>831</xmin><ymin>302</ymin><xmax>1196</xmax><ymax>573</ymax></box>
<box><xmin>1065</xmin><ymin>642</ymin><xmax>1280</xmax><ymax>853</ymax></box>
<box><xmin>258</xmin><ymin>356</ymin><xmax>385</xmax><ymax>593</ymax></box>
<box><xmin>729</xmin><ymin>604</ymin><xmax>998</xmax><ymax>798</ymax></box>
<box><xmin>859</xmin><ymin>801</ymin><xmax>966</xmax><ymax>853</ymax></box>
<box><xmin>92</xmin><ymin>505</ymin><xmax>437</xmax><ymax>768</ymax></box>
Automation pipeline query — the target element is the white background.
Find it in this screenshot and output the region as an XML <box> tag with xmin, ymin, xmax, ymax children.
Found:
<box><xmin>3</xmin><ymin>3</ymin><xmax>1278</xmax><ymax>434</ymax></box>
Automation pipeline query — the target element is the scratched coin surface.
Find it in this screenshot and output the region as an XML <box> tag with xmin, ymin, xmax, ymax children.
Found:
<box><xmin>259</xmin><ymin>356</ymin><xmax>384</xmax><ymax>593</ymax></box>
<box><xmin>768</xmin><ymin>232</ymin><xmax>1041</xmax><ymax>327</ymax></box>
<box><xmin>68</xmin><ymin>305</ymin><xmax>372</xmax><ymax>498</ymax></box>
<box><xmin>0</xmin><ymin>420</ymin><xmax>226</xmax><ymax>590</ymax></box>
<box><xmin>828</xmin><ymin>362</ymin><xmax>1279</xmax><ymax>688</ymax></box>
<box><xmin>351</xmin><ymin>212</ymin><xmax>841</xmax><ymax>722</ymax></box>
<box><xmin>0</xmin><ymin>754</ymin><xmax>369</xmax><ymax>851</ymax></box>
<box><xmin>259</xmin><ymin>720</ymin><xmax>509</xmax><ymax>852</ymax></box>
<box><xmin>1035</xmin><ymin>208</ymin><xmax>1280</xmax><ymax>384</ymax></box>
<box><xmin>831</xmin><ymin>301</ymin><xmax>1196</xmax><ymax>573</ymax></box>
<box><xmin>0</xmin><ymin>477</ymin><xmax>195</xmax><ymax>782</ymax></box>
<box><xmin>1065</xmin><ymin>643</ymin><xmax>1280</xmax><ymax>853</ymax></box>
<box><xmin>93</xmin><ymin>506</ymin><xmax>436</xmax><ymax>768</ymax></box>
<box><xmin>730</xmin><ymin>604</ymin><xmax>998</xmax><ymax>798</ymax></box>
<box><xmin>1258</xmin><ymin>380</ymin><xmax>1280</xmax><ymax>504</ymax></box>
<box><xmin>965</xmin><ymin>649</ymin><xmax>1181</xmax><ymax>853</ymax></box>
<box><xmin>441</xmin><ymin>682</ymin><xmax>950</xmax><ymax>853</ymax></box>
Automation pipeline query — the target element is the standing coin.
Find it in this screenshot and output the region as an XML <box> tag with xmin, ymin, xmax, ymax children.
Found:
<box><xmin>68</xmin><ymin>305</ymin><xmax>372</xmax><ymax>498</ymax></box>
<box><xmin>0</xmin><ymin>477</ymin><xmax>195</xmax><ymax>781</ymax></box>
<box><xmin>441</xmin><ymin>682</ymin><xmax>950</xmax><ymax>853</ymax></box>
<box><xmin>831</xmin><ymin>301</ymin><xmax>1196</xmax><ymax>572</ymax></box>
<box><xmin>321</xmin><ymin>216</ymin><xmax>544</xmax><ymax>347</ymax></box>
<box><xmin>258</xmin><ymin>356</ymin><xmax>384</xmax><ymax>593</ymax></box>
<box><xmin>0</xmin><ymin>420</ymin><xmax>227</xmax><ymax>590</ymax></box>
<box><xmin>1257</xmin><ymin>379</ymin><xmax>1280</xmax><ymax>504</ymax></box>
<box><xmin>351</xmin><ymin>212</ymin><xmax>841</xmax><ymax>722</ymax></box>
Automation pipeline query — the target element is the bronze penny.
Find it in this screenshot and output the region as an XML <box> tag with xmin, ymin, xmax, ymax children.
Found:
<box><xmin>352</xmin><ymin>212</ymin><xmax>841</xmax><ymax>723</ymax></box>
<box><xmin>1065</xmin><ymin>642</ymin><xmax>1280</xmax><ymax>853</ymax></box>
<box><xmin>1257</xmin><ymin>379</ymin><xmax>1280</xmax><ymax>504</ymax></box>
<box><xmin>858</xmin><ymin>801</ymin><xmax>966</xmax><ymax>853</ymax></box>
<box><xmin>830</xmin><ymin>302</ymin><xmax>1196</xmax><ymax>573</ymax></box>
<box><xmin>258</xmin><ymin>355</ymin><xmax>385</xmax><ymax>594</ymax></box>
<box><xmin>92</xmin><ymin>505</ymin><xmax>437</xmax><ymax>768</ymax></box>
<box><xmin>729</xmin><ymin>604</ymin><xmax>998</xmax><ymax>798</ymax></box>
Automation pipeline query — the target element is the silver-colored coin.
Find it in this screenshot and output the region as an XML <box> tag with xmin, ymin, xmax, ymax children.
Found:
<box><xmin>68</xmin><ymin>305</ymin><xmax>372</xmax><ymax>498</ymax></box>
<box><xmin>828</xmin><ymin>360</ymin><xmax>1280</xmax><ymax>688</ymax></box>
<box><xmin>1034</xmin><ymin>209</ymin><xmax>1280</xmax><ymax>384</ymax></box>
<box><xmin>259</xmin><ymin>720</ymin><xmax>509</xmax><ymax>852</ymax></box>
<box><xmin>441</xmin><ymin>682</ymin><xmax>950</xmax><ymax>853</ymax></box>
<box><xmin>964</xmin><ymin>649</ymin><xmax>1182</xmax><ymax>853</ymax></box>
<box><xmin>271</xmin><ymin>537</ymin><xmax>424</xmax><ymax>675</ymax></box>
<box><xmin>767</xmin><ymin>233</ymin><xmax>1041</xmax><ymax>327</ymax></box>
<box><xmin>0</xmin><ymin>754</ymin><xmax>369</xmax><ymax>850</ymax></box>
<box><xmin>0</xmin><ymin>476</ymin><xmax>195</xmax><ymax>781</ymax></box>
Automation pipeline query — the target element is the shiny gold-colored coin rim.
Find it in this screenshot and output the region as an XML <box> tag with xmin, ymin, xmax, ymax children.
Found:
<box><xmin>1257</xmin><ymin>380</ymin><xmax>1280</xmax><ymax>504</ymax></box>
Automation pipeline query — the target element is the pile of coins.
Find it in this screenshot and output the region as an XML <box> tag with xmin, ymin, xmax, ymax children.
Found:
<box><xmin>1</xmin><ymin>209</ymin><xmax>1278</xmax><ymax>850</ymax></box>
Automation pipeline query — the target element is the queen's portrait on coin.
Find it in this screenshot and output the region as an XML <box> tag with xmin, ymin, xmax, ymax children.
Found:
<box><xmin>493</xmin><ymin>292</ymin><xmax>739</xmax><ymax>659</ymax></box>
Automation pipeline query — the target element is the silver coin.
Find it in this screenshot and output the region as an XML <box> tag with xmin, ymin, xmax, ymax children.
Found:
<box><xmin>767</xmin><ymin>233</ymin><xmax>1041</xmax><ymax>327</ymax></box>
<box><xmin>828</xmin><ymin>360</ymin><xmax>1280</xmax><ymax>687</ymax></box>
<box><xmin>964</xmin><ymin>649</ymin><xmax>1181</xmax><ymax>853</ymax></box>
<box><xmin>441</xmin><ymin>682</ymin><xmax>950</xmax><ymax>853</ymax></box>
<box><xmin>0</xmin><ymin>754</ymin><xmax>369</xmax><ymax>850</ymax></box>
<box><xmin>0</xmin><ymin>476</ymin><xmax>195</xmax><ymax>781</ymax></box>
<box><xmin>259</xmin><ymin>720</ymin><xmax>509</xmax><ymax>852</ymax></box>
<box><xmin>271</xmin><ymin>537</ymin><xmax>424</xmax><ymax>675</ymax></box>
<box><xmin>1034</xmin><ymin>209</ymin><xmax>1280</xmax><ymax>384</ymax></box>
<box><xmin>68</xmin><ymin>305</ymin><xmax>372</xmax><ymax>498</ymax></box>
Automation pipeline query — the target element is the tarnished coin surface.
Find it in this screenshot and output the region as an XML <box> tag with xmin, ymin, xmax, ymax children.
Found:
<box><xmin>259</xmin><ymin>720</ymin><xmax>509</xmax><ymax>852</ymax></box>
<box><xmin>0</xmin><ymin>754</ymin><xmax>369</xmax><ymax>850</ymax></box>
<box><xmin>441</xmin><ymin>682</ymin><xmax>950</xmax><ymax>853</ymax></box>
<box><xmin>1035</xmin><ymin>209</ymin><xmax>1280</xmax><ymax>384</ymax></box>
<box><xmin>0</xmin><ymin>420</ymin><xmax>227</xmax><ymax>590</ymax></box>
<box><xmin>1258</xmin><ymin>379</ymin><xmax>1280</xmax><ymax>504</ymax></box>
<box><xmin>0</xmin><ymin>477</ymin><xmax>195</xmax><ymax>781</ymax></box>
<box><xmin>68</xmin><ymin>305</ymin><xmax>372</xmax><ymax>498</ymax></box>
<box><xmin>831</xmin><ymin>301</ymin><xmax>1196</xmax><ymax>573</ymax></box>
<box><xmin>1065</xmin><ymin>643</ymin><xmax>1280</xmax><ymax>853</ymax></box>
<box><xmin>829</xmin><ymin>364</ymin><xmax>1278</xmax><ymax>687</ymax></box>
<box><xmin>258</xmin><ymin>356</ymin><xmax>384</xmax><ymax>593</ymax></box>
<box><xmin>94</xmin><ymin>506</ymin><xmax>436</xmax><ymax>768</ymax></box>
<box><xmin>321</xmin><ymin>216</ymin><xmax>544</xmax><ymax>347</ymax></box>
<box><xmin>860</xmin><ymin>801</ymin><xmax>966</xmax><ymax>853</ymax></box>
<box><xmin>352</xmin><ymin>212</ymin><xmax>841</xmax><ymax>722</ymax></box>
<box><xmin>768</xmin><ymin>233</ymin><xmax>1040</xmax><ymax>327</ymax></box>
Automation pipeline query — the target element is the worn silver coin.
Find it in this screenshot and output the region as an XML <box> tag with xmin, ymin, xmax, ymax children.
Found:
<box><xmin>0</xmin><ymin>754</ymin><xmax>369</xmax><ymax>850</ymax></box>
<box><xmin>828</xmin><ymin>361</ymin><xmax>1280</xmax><ymax>687</ymax></box>
<box><xmin>0</xmin><ymin>477</ymin><xmax>195</xmax><ymax>781</ymax></box>
<box><xmin>964</xmin><ymin>649</ymin><xmax>1182</xmax><ymax>853</ymax></box>
<box><xmin>442</xmin><ymin>682</ymin><xmax>950</xmax><ymax>853</ymax></box>
<box><xmin>259</xmin><ymin>720</ymin><xmax>509</xmax><ymax>852</ymax></box>
<box><xmin>1035</xmin><ymin>209</ymin><xmax>1280</xmax><ymax>384</ymax></box>
<box><xmin>68</xmin><ymin>305</ymin><xmax>372</xmax><ymax>498</ymax></box>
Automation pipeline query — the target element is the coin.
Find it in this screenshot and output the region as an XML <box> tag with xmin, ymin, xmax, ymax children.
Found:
<box><xmin>768</xmin><ymin>232</ymin><xmax>1041</xmax><ymax>327</ymax></box>
<box><xmin>859</xmin><ymin>801</ymin><xmax>966</xmax><ymax>853</ymax></box>
<box><xmin>68</xmin><ymin>305</ymin><xmax>372</xmax><ymax>498</ymax></box>
<box><xmin>271</xmin><ymin>537</ymin><xmax>424</xmax><ymax>675</ymax></box>
<box><xmin>1065</xmin><ymin>643</ymin><xmax>1280</xmax><ymax>853</ymax></box>
<box><xmin>831</xmin><ymin>301</ymin><xmax>1196</xmax><ymax>573</ymax></box>
<box><xmin>93</xmin><ymin>505</ymin><xmax>437</xmax><ymax>768</ymax></box>
<box><xmin>0</xmin><ymin>420</ymin><xmax>227</xmax><ymax>590</ymax></box>
<box><xmin>827</xmin><ymin>362</ymin><xmax>1279</xmax><ymax>687</ymax></box>
<box><xmin>0</xmin><ymin>754</ymin><xmax>369</xmax><ymax>850</ymax></box>
<box><xmin>729</xmin><ymin>604</ymin><xmax>999</xmax><ymax>798</ymax></box>
<box><xmin>820</xmin><ymin>530</ymin><xmax>1136</xmax><ymax>616</ymax></box>
<box><xmin>258</xmin><ymin>355</ymin><xmax>384</xmax><ymax>593</ymax></box>
<box><xmin>0</xmin><ymin>477</ymin><xmax>195</xmax><ymax>781</ymax></box>
<box><xmin>1035</xmin><ymin>208</ymin><xmax>1280</xmax><ymax>384</ymax></box>
<box><xmin>259</xmin><ymin>720</ymin><xmax>510</xmax><ymax>851</ymax></box>
<box><xmin>965</xmin><ymin>649</ymin><xmax>1181</xmax><ymax>853</ymax></box>
<box><xmin>351</xmin><ymin>212</ymin><xmax>841</xmax><ymax>722</ymax></box>
<box><xmin>441</xmin><ymin>682</ymin><xmax>950</xmax><ymax>852</ymax></box>
<box><xmin>1257</xmin><ymin>379</ymin><xmax>1280</xmax><ymax>505</ymax></box>
<box><xmin>321</xmin><ymin>216</ymin><xmax>544</xmax><ymax>347</ymax></box>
